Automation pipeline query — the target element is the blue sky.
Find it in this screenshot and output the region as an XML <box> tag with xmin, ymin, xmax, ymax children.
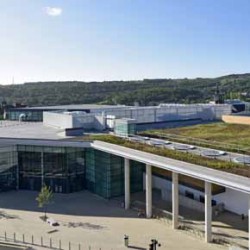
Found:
<box><xmin>0</xmin><ymin>0</ymin><xmax>250</xmax><ymax>84</ymax></box>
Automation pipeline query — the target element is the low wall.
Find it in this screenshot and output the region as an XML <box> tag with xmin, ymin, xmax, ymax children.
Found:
<box><xmin>222</xmin><ymin>115</ymin><xmax>250</xmax><ymax>125</ymax></box>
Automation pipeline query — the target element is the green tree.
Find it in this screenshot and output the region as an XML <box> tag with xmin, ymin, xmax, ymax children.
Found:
<box><xmin>36</xmin><ymin>185</ymin><xmax>53</xmax><ymax>220</ymax></box>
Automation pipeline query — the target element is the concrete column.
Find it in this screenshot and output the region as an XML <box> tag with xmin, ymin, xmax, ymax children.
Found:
<box><xmin>124</xmin><ymin>158</ymin><xmax>130</xmax><ymax>210</ymax></box>
<box><xmin>145</xmin><ymin>164</ymin><xmax>152</xmax><ymax>218</ymax></box>
<box><xmin>172</xmin><ymin>172</ymin><xmax>179</xmax><ymax>229</ymax></box>
<box><xmin>205</xmin><ymin>181</ymin><xmax>212</xmax><ymax>243</ymax></box>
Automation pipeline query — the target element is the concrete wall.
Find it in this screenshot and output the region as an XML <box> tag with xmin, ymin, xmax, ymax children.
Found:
<box><xmin>144</xmin><ymin>174</ymin><xmax>247</xmax><ymax>215</ymax></box>
<box><xmin>72</xmin><ymin>114</ymin><xmax>95</xmax><ymax>129</ymax></box>
<box><xmin>143</xmin><ymin>174</ymin><xmax>206</xmax><ymax>212</ymax></box>
<box><xmin>222</xmin><ymin>114</ymin><xmax>250</xmax><ymax>125</ymax></box>
<box><xmin>43</xmin><ymin>112</ymin><xmax>73</xmax><ymax>129</ymax></box>
<box><xmin>100</xmin><ymin>104</ymin><xmax>232</xmax><ymax>124</ymax></box>
<box><xmin>94</xmin><ymin>115</ymin><xmax>106</xmax><ymax>131</ymax></box>
<box><xmin>44</xmin><ymin>112</ymin><xmax>106</xmax><ymax>131</ymax></box>
<box><xmin>214</xmin><ymin>188</ymin><xmax>249</xmax><ymax>215</ymax></box>
<box><xmin>43</xmin><ymin>104</ymin><xmax>232</xmax><ymax>131</ymax></box>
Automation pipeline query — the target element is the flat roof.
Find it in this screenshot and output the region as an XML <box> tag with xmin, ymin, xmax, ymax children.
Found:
<box><xmin>7</xmin><ymin>103</ymin><xmax>231</xmax><ymax>112</ymax></box>
<box><xmin>91</xmin><ymin>141</ymin><xmax>250</xmax><ymax>194</ymax></box>
<box><xmin>0</xmin><ymin>138</ymin><xmax>90</xmax><ymax>148</ymax></box>
<box><xmin>0</xmin><ymin>121</ymin><xmax>63</xmax><ymax>140</ymax></box>
<box><xmin>8</xmin><ymin>104</ymin><xmax>128</xmax><ymax>111</ymax></box>
<box><xmin>0</xmin><ymin>134</ymin><xmax>248</xmax><ymax>194</ymax></box>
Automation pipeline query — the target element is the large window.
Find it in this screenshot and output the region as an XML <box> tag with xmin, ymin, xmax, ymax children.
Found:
<box><xmin>0</xmin><ymin>147</ymin><xmax>18</xmax><ymax>191</ymax></box>
<box><xmin>17</xmin><ymin>145</ymin><xmax>85</xmax><ymax>193</ymax></box>
<box><xmin>85</xmin><ymin>149</ymin><xmax>143</xmax><ymax>199</ymax></box>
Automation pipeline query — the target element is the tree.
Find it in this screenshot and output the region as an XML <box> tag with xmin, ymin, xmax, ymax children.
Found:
<box><xmin>36</xmin><ymin>185</ymin><xmax>53</xmax><ymax>220</ymax></box>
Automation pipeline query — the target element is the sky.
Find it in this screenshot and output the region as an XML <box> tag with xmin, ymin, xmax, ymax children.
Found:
<box><xmin>0</xmin><ymin>0</ymin><xmax>250</xmax><ymax>84</ymax></box>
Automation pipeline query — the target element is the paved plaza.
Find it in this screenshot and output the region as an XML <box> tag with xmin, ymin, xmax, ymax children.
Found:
<box><xmin>131</xmin><ymin>191</ymin><xmax>248</xmax><ymax>249</ymax></box>
<box><xmin>0</xmin><ymin>190</ymin><xmax>228</xmax><ymax>250</ymax></box>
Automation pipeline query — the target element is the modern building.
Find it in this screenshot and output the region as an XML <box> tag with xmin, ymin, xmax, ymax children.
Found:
<box><xmin>1</xmin><ymin>103</ymin><xmax>249</xmax><ymax>248</ymax></box>
<box><xmin>6</xmin><ymin>103</ymin><xmax>231</xmax><ymax>124</ymax></box>
<box><xmin>5</xmin><ymin>104</ymin><xmax>129</xmax><ymax>122</ymax></box>
<box><xmin>0</xmin><ymin>139</ymin><xmax>144</xmax><ymax>198</ymax></box>
<box><xmin>0</xmin><ymin>137</ymin><xmax>249</xmax><ymax>248</ymax></box>
<box><xmin>41</xmin><ymin>103</ymin><xmax>232</xmax><ymax>133</ymax></box>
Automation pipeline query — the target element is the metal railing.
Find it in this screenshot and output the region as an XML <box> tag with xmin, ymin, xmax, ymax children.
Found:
<box><xmin>0</xmin><ymin>231</ymin><xmax>113</xmax><ymax>250</ymax></box>
<box><xmin>139</xmin><ymin>131</ymin><xmax>250</xmax><ymax>155</ymax></box>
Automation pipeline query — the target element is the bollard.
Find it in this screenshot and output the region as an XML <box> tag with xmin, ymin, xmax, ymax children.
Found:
<box><xmin>14</xmin><ymin>233</ymin><xmax>16</xmax><ymax>242</ymax></box>
<box><xmin>41</xmin><ymin>237</ymin><xmax>43</xmax><ymax>247</ymax></box>
<box><xmin>69</xmin><ymin>241</ymin><xmax>71</xmax><ymax>250</ymax></box>
<box><xmin>50</xmin><ymin>238</ymin><xmax>52</xmax><ymax>248</ymax></box>
<box><xmin>89</xmin><ymin>246</ymin><xmax>91</xmax><ymax>250</ymax></box>
<box><xmin>78</xmin><ymin>243</ymin><xmax>81</xmax><ymax>250</ymax></box>
<box><xmin>22</xmin><ymin>234</ymin><xmax>25</xmax><ymax>243</ymax></box>
<box><xmin>32</xmin><ymin>235</ymin><xmax>34</xmax><ymax>245</ymax></box>
<box><xmin>59</xmin><ymin>239</ymin><xmax>62</xmax><ymax>250</ymax></box>
<box><xmin>4</xmin><ymin>232</ymin><xmax>6</xmax><ymax>241</ymax></box>
<box><xmin>124</xmin><ymin>235</ymin><xmax>129</xmax><ymax>247</ymax></box>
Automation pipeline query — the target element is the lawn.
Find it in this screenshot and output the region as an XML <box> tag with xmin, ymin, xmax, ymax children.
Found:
<box><xmin>141</xmin><ymin>122</ymin><xmax>250</xmax><ymax>153</ymax></box>
<box><xmin>81</xmin><ymin>135</ymin><xmax>249</xmax><ymax>177</ymax></box>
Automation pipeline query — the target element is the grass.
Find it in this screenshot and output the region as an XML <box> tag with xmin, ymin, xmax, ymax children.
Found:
<box><xmin>80</xmin><ymin>134</ymin><xmax>250</xmax><ymax>178</ymax></box>
<box><xmin>140</xmin><ymin>122</ymin><xmax>250</xmax><ymax>154</ymax></box>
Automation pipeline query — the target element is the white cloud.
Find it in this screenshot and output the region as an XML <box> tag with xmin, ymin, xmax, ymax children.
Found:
<box><xmin>45</xmin><ymin>7</ymin><xmax>62</xmax><ymax>16</ymax></box>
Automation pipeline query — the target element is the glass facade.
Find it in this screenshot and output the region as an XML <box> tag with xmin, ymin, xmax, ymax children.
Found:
<box><xmin>85</xmin><ymin>149</ymin><xmax>143</xmax><ymax>198</ymax></box>
<box><xmin>0</xmin><ymin>146</ymin><xmax>18</xmax><ymax>191</ymax></box>
<box><xmin>114</xmin><ymin>122</ymin><xmax>136</xmax><ymax>137</ymax></box>
<box><xmin>0</xmin><ymin>144</ymin><xmax>144</xmax><ymax>199</ymax></box>
<box><xmin>18</xmin><ymin>145</ymin><xmax>85</xmax><ymax>193</ymax></box>
<box><xmin>6</xmin><ymin>110</ymin><xmax>43</xmax><ymax>121</ymax></box>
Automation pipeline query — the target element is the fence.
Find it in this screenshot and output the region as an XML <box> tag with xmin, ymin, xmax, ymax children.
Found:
<box><xmin>139</xmin><ymin>131</ymin><xmax>250</xmax><ymax>155</ymax></box>
<box><xmin>0</xmin><ymin>231</ymin><xmax>115</xmax><ymax>250</ymax></box>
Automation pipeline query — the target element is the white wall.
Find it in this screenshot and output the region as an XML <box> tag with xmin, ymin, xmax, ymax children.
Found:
<box><xmin>43</xmin><ymin>104</ymin><xmax>232</xmax><ymax>130</ymax></box>
<box><xmin>43</xmin><ymin>112</ymin><xmax>73</xmax><ymax>129</ymax></box>
<box><xmin>73</xmin><ymin>114</ymin><xmax>95</xmax><ymax>129</ymax></box>
<box><xmin>94</xmin><ymin>115</ymin><xmax>106</xmax><ymax>131</ymax></box>
<box><xmin>143</xmin><ymin>174</ymin><xmax>248</xmax><ymax>215</ymax></box>
<box><xmin>143</xmin><ymin>174</ymin><xmax>204</xmax><ymax>200</ymax></box>
<box><xmin>214</xmin><ymin>188</ymin><xmax>249</xmax><ymax>215</ymax></box>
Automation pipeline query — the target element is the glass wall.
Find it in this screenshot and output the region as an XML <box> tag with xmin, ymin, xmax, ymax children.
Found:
<box><xmin>0</xmin><ymin>146</ymin><xmax>18</xmax><ymax>191</ymax></box>
<box><xmin>17</xmin><ymin>145</ymin><xmax>85</xmax><ymax>193</ymax></box>
<box><xmin>114</xmin><ymin>122</ymin><xmax>136</xmax><ymax>137</ymax></box>
<box><xmin>0</xmin><ymin>144</ymin><xmax>143</xmax><ymax>198</ymax></box>
<box><xmin>6</xmin><ymin>110</ymin><xmax>43</xmax><ymax>121</ymax></box>
<box><xmin>85</xmin><ymin>149</ymin><xmax>143</xmax><ymax>199</ymax></box>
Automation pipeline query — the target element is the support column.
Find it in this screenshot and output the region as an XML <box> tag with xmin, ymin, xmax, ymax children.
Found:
<box><xmin>172</xmin><ymin>172</ymin><xmax>179</xmax><ymax>229</ymax></box>
<box><xmin>145</xmin><ymin>164</ymin><xmax>152</xmax><ymax>218</ymax></box>
<box><xmin>124</xmin><ymin>158</ymin><xmax>130</xmax><ymax>210</ymax></box>
<box><xmin>205</xmin><ymin>181</ymin><xmax>212</xmax><ymax>243</ymax></box>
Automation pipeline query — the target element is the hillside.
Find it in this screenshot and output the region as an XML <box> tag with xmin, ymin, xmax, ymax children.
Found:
<box><xmin>1</xmin><ymin>73</ymin><xmax>250</xmax><ymax>107</ymax></box>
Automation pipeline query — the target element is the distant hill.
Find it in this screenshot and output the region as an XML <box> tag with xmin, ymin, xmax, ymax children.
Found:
<box><xmin>1</xmin><ymin>73</ymin><xmax>250</xmax><ymax>107</ymax></box>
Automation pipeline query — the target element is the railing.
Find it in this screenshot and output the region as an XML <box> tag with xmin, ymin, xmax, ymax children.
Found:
<box><xmin>0</xmin><ymin>231</ymin><xmax>113</xmax><ymax>250</ymax></box>
<box><xmin>139</xmin><ymin>131</ymin><xmax>250</xmax><ymax>155</ymax></box>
